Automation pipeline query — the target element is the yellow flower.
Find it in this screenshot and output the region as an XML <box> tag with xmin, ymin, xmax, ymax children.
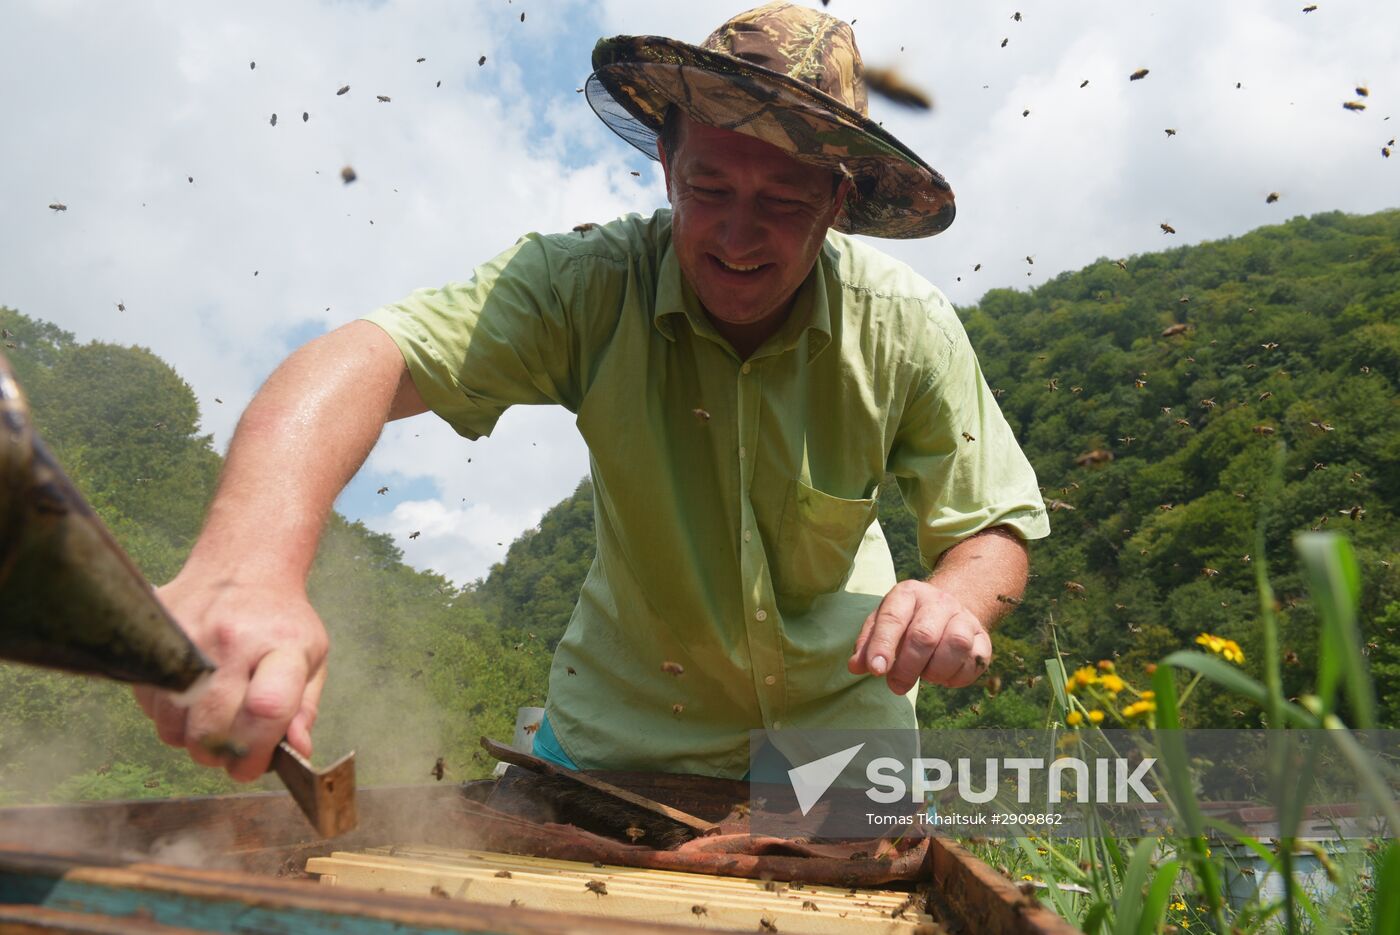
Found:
<box><xmin>1021</xmin><ymin>874</ymin><xmax>1034</xmax><ymax>881</ymax></box>
<box><xmin>1123</xmin><ymin>700</ymin><xmax>1157</xmax><ymax>718</ymax></box>
<box><xmin>1141</xmin><ymin>690</ymin><xmax>1155</xmax><ymax>700</ymax></box>
<box><xmin>1196</xmin><ymin>633</ymin><xmax>1245</xmax><ymax>665</ymax></box>
<box><xmin>1088</xmin><ymin>710</ymin><xmax>1105</xmax><ymax>724</ymax></box>
<box><xmin>1097</xmin><ymin>660</ymin><xmax>1116</xmax><ymax>673</ymax></box>
<box><xmin>1070</xmin><ymin>666</ymin><xmax>1098</xmax><ymax>691</ymax></box>
<box><xmin>1066</xmin><ymin>710</ymin><xmax>1084</xmax><ymax>727</ymax></box>
<box><xmin>1170</xmin><ymin>900</ymin><xmax>1187</xmax><ymax>912</ymax></box>
<box><xmin>1100</xmin><ymin>674</ymin><xmax>1126</xmax><ymax>694</ymax></box>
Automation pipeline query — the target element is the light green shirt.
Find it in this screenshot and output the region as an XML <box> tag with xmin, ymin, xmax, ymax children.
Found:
<box><xmin>364</xmin><ymin>209</ymin><xmax>1049</xmax><ymax>778</ymax></box>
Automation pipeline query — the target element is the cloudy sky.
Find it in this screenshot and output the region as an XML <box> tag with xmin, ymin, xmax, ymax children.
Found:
<box><xmin>3</xmin><ymin>0</ymin><xmax>1396</xmax><ymax>587</ymax></box>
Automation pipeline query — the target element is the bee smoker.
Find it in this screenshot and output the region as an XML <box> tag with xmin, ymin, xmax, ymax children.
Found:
<box><xmin>0</xmin><ymin>350</ymin><xmax>212</xmax><ymax>691</ymax></box>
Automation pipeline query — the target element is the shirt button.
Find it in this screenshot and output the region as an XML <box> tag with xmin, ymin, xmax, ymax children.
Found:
<box><xmin>764</xmin><ymin>675</ymin><xmax>777</xmax><ymax>686</ymax></box>
<box><xmin>741</xmin><ymin>362</ymin><xmax>752</xmax><ymax>374</ymax></box>
<box><xmin>754</xmin><ymin>609</ymin><xmax>767</xmax><ymax>622</ymax></box>
<box><xmin>743</xmin><ymin>530</ymin><xmax>752</xmax><ymax>542</ymax></box>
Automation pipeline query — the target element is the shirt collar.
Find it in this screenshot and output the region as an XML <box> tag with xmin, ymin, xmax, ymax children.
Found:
<box><xmin>653</xmin><ymin>223</ymin><xmax>837</xmax><ymax>364</ymax></box>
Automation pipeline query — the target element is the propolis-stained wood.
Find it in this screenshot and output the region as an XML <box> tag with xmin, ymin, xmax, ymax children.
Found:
<box><xmin>308</xmin><ymin>844</ymin><xmax>939</xmax><ymax>934</ymax></box>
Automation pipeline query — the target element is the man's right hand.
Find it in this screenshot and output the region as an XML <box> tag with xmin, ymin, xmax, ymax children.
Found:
<box><xmin>134</xmin><ymin>572</ymin><xmax>329</xmax><ymax>782</ymax></box>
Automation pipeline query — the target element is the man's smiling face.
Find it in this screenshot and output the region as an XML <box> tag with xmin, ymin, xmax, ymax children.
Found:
<box><xmin>659</xmin><ymin>115</ymin><xmax>848</xmax><ymax>344</ymax></box>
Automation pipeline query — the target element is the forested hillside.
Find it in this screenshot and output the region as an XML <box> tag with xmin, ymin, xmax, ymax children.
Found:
<box><xmin>2</xmin><ymin>208</ymin><xmax>1397</xmax><ymax>804</ymax></box>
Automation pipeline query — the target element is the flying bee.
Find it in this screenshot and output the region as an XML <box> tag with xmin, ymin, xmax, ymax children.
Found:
<box><xmin>803</xmin><ymin>900</ymin><xmax>821</xmax><ymax>912</ymax></box>
<box><xmin>408</xmin><ymin>530</ymin><xmax>420</xmax><ymax>539</ymax></box>
<box><xmin>1160</xmin><ymin>222</ymin><xmax>1176</xmax><ymax>234</ymax></box>
<box><xmin>1200</xmin><ymin>398</ymin><xmax>1216</xmax><ymax>409</ymax></box>
<box><xmin>478</xmin><ymin>55</ymin><xmax>486</xmax><ymax>66</ymax></box>
<box><xmin>377</xmin><ymin>486</ymin><xmax>388</xmax><ymax>494</ymax></box>
<box><xmin>1064</xmin><ymin>581</ymin><xmax>1086</xmax><ymax>594</ymax></box>
<box><xmin>1253</xmin><ymin>424</ymin><xmax>1275</xmax><ymax>435</ymax></box>
<box><xmin>1266</xmin><ymin>192</ymin><xmax>1280</xmax><ymax>204</ymax></box>
<box><xmin>1080</xmin><ymin>79</ymin><xmax>1089</xmax><ymax>88</ymax></box>
<box><xmin>585</xmin><ymin>880</ymin><xmax>608</xmax><ymax>897</ymax></box>
<box><xmin>986</xmin><ymin>675</ymin><xmax>1002</xmax><ymax>696</ymax></box>
<box><xmin>661</xmin><ymin>660</ymin><xmax>685</xmax><ymax>676</ymax></box>
<box><xmin>1342</xmin><ymin>101</ymin><xmax>1366</xmax><ymax>111</ymax></box>
<box><xmin>1258</xmin><ymin>391</ymin><xmax>1273</xmax><ymax>400</ymax></box>
<box><xmin>692</xmin><ymin>407</ymin><xmax>711</xmax><ymax>422</ymax></box>
<box><xmin>862</xmin><ymin>67</ymin><xmax>933</xmax><ymax>110</ymax></box>
<box><xmin>1118</xmin><ymin>436</ymin><xmax>1136</xmax><ymax>445</ymax></box>
<box><xmin>431</xmin><ymin>757</ymin><xmax>445</xmax><ymax>780</ymax></box>
<box><xmin>974</xmin><ymin>263</ymin><xmax>982</xmax><ymax>271</ymax></box>
<box><xmin>376</xmin><ymin>95</ymin><xmax>390</xmax><ymax>102</ymax></box>
<box><xmin>1202</xmin><ymin>567</ymin><xmax>1219</xmax><ymax>577</ymax></box>
<box><xmin>672</xmin><ymin>703</ymin><xmax>684</xmax><ymax>716</ymax></box>
<box><xmin>1046</xmin><ymin>378</ymin><xmax>1059</xmax><ymax>391</ymax></box>
<box><xmin>336</xmin><ymin>84</ymin><xmax>350</xmax><ymax>95</ymax></box>
<box><xmin>1302</xmin><ymin>4</ymin><xmax>1317</xmax><ymax>10</ymax></box>
<box><xmin>1001</xmin><ymin>38</ymin><xmax>1008</xmax><ymax>48</ymax></box>
<box><xmin>522</xmin><ymin>721</ymin><xmax>540</xmax><ymax>735</ymax></box>
<box><xmin>1164</xmin><ymin>128</ymin><xmax>1176</xmax><ymax>137</ymax></box>
<box><xmin>1175</xmin><ymin>418</ymin><xmax>1192</xmax><ymax>428</ymax></box>
<box><xmin>341</xmin><ymin>165</ymin><xmax>357</xmax><ymax>184</ymax></box>
<box><xmin>566</xmin><ymin>666</ymin><xmax>577</xmax><ymax>675</ymax></box>
<box><xmin>1340</xmin><ymin>506</ymin><xmax>1365</xmax><ymax>521</ymax></box>
<box><xmin>1161</xmin><ymin>322</ymin><xmax>1189</xmax><ymax>337</ymax></box>
<box><xmin>996</xmin><ymin>594</ymin><xmax>1022</xmax><ymax>605</ymax></box>
<box><xmin>1046</xmin><ymin>499</ymin><xmax>1075</xmax><ymax>512</ymax></box>
<box><xmin>270</xmin><ymin>113</ymin><xmax>277</xmax><ymax>126</ymax></box>
<box><xmin>572</xmin><ymin>222</ymin><xmax>596</xmax><ymax>234</ymax></box>
<box><xmin>760</xmin><ymin>913</ymin><xmax>779</xmax><ymax>932</ymax></box>
<box><xmin>1129</xmin><ymin>68</ymin><xmax>1149</xmax><ymax>81</ymax></box>
<box><xmin>48</xmin><ymin>202</ymin><xmax>67</xmax><ymax>211</ymax></box>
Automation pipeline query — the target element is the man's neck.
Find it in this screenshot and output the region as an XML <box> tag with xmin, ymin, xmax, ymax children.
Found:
<box><xmin>705</xmin><ymin>300</ymin><xmax>794</xmax><ymax>361</ymax></box>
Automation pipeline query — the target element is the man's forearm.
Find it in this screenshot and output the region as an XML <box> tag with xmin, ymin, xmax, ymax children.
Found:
<box><xmin>926</xmin><ymin>526</ymin><xmax>1029</xmax><ymax>629</ymax></box>
<box><xmin>180</xmin><ymin>321</ymin><xmax>412</xmax><ymax>589</ymax></box>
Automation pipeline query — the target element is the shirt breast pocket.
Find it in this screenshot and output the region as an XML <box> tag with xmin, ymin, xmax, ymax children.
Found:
<box><xmin>774</xmin><ymin>478</ymin><xmax>879</xmax><ymax>602</ymax></box>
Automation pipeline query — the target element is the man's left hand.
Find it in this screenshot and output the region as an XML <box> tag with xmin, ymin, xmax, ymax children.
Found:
<box><xmin>847</xmin><ymin>580</ymin><xmax>991</xmax><ymax>694</ymax></box>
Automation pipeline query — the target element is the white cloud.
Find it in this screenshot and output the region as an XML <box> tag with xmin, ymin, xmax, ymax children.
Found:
<box><xmin>3</xmin><ymin>0</ymin><xmax>1397</xmax><ymax>586</ymax></box>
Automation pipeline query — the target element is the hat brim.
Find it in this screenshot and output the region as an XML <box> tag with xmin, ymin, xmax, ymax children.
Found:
<box><xmin>588</xmin><ymin>35</ymin><xmax>954</xmax><ymax>239</ymax></box>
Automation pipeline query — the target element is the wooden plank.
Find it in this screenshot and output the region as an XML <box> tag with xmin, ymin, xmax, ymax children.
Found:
<box><xmin>0</xmin><ymin>905</ymin><xmax>210</xmax><ymax>935</ymax></box>
<box><xmin>310</xmin><ymin>851</ymin><xmax>938</xmax><ymax>934</ymax></box>
<box><xmin>0</xmin><ymin>845</ymin><xmax>706</xmax><ymax>934</ymax></box>
<box><xmin>321</xmin><ymin>848</ymin><xmax>914</xmax><ymax>912</ymax></box>
<box><xmin>482</xmin><ymin>740</ymin><xmax>718</xmax><ymax>837</ymax></box>
<box><xmin>927</xmin><ymin>838</ymin><xmax>1083</xmax><ymax>935</ymax></box>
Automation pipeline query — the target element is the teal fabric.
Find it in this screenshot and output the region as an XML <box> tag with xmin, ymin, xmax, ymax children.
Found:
<box><xmin>531</xmin><ymin>714</ymin><xmax>581</xmax><ymax>770</ymax></box>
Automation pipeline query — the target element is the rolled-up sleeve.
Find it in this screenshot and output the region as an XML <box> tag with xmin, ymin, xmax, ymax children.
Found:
<box><xmin>362</xmin><ymin>232</ymin><xmax>582</xmax><ymax>439</ymax></box>
<box><xmin>886</xmin><ymin>304</ymin><xmax>1050</xmax><ymax>570</ymax></box>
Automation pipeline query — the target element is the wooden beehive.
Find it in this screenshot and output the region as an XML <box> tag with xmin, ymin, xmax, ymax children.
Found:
<box><xmin>308</xmin><ymin>844</ymin><xmax>937</xmax><ymax>933</ymax></box>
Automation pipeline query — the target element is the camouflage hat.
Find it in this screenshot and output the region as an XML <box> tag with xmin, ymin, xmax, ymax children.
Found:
<box><xmin>586</xmin><ymin>2</ymin><xmax>954</xmax><ymax>239</ymax></box>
